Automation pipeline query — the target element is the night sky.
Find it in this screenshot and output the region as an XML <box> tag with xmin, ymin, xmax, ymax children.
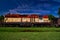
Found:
<box><xmin>0</xmin><ymin>0</ymin><xmax>60</xmax><ymax>17</ymax></box>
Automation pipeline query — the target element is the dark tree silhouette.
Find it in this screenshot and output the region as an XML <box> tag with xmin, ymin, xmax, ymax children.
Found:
<box><xmin>48</xmin><ymin>14</ymin><xmax>55</xmax><ymax>20</ymax></box>
<box><xmin>0</xmin><ymin>15</ymin><xmax>4</xmax><ymax>22</ymax></box>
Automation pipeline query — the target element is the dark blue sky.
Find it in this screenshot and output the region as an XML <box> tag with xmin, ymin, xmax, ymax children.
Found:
<box><xmin>0</xmin><ymin>0</ymin><xmax>60</xmax><ymax>17</ymax></box>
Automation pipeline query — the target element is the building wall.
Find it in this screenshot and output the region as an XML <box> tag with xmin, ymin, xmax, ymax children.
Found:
<box><xmin>39</xmin><ymin>19</ymin><xmax>44</xmax><ymax>22</ymax></box>
<box><xmin>35</xmin><ymin>18</ymin><xmax>39</xmax><ymax>22</ymax></box>
<box><xmin>22</xmin><ymin>18</ymin><xmax>30</xmax><ymax>22</ymax></box>
<box><xmin>4</xmin><ymin>18</ymin><xmax>21</xmax><ymax>22</ymax></box>
<box><xmin>4</xmin><ymin>17</ymin><xmax>50</xmax><ymax>23</ymax></box>
<box><xmin>43</xmin><ymin>18</ymin><xmax>50</xmax><ymax>22</ymax></box>
<box><xmin>30</xmin><ymin>18</ymin><xmax>39</xmax><ymax>22</ymax></box>
<box><xmin>43</xmin><ymin>18</ymin><xmax>49</xmax><ymax>20</ymax></box>
<box><xmin>4</xmin><ymin>18</ymin><xmax>31</xmax><ymax>22</ymax></box>
<box><xmin>26</xmin><ymin>18</ymin><xmax>30</xmax><ymax>22</ymax></box>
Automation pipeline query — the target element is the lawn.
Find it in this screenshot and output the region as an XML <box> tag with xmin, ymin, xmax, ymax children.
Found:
<box><xmin>0</xmin><ymin>32</ymin><xmax>60</xmax><ymax>40</ymax></box>
<box><xmin>0</xmin><ymin>27</ymin><xmax>60</xmax><ymax>40</ymax></box>
<box><xmin>0</xmin><ymin>27</ymin><xmax>60</xmax><ymax>32</ymax></box>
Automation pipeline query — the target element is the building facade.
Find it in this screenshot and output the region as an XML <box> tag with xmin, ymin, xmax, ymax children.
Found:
<box><xmin>4</xmin><ymin>14</ymin><xmax>50</xmax><ymax>23</ymax></box>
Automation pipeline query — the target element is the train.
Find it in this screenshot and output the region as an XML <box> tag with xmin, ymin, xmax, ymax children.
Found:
<box><xmin>0</xmin><ymin>13</ymin><xmax>60</xmax><ymax>27</ymax></box>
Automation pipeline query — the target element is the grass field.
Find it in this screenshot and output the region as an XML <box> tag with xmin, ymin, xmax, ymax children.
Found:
<box><xmin>0</xmin><ymin>32</ymin><xmax>60</xmax><ymax>40</ymax></box>
<box><xmin>0</xmin><ymin>27</ymin><xmax>60</xmax><ymax>32</ymax></box>
<box><xmin>0</xmin><ymin>27</ymin><xmax>60</xmax><ymax>40</ymax></box>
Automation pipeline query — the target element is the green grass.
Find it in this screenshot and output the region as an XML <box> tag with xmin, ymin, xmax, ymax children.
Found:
<box><xmin>0</xmin><ymin>27</ymin><xmax>60</xmax><ymax>40</ymax></box>
<box><xmin>0</xmin><ymin>32</ymin><xmax>60</xmax><ymax>40</ymax></box>
<box><xmin>0</xmin><ymin>27</ymin><xmax>60</xmax><ymax>32</ymax></box>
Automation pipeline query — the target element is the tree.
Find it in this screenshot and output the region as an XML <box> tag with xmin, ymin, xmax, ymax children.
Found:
<box><xmin>58</xmin><ymin>8</ymin><xmax>60</xmax><ymax>18</ymax></box>
<box><xmin>0</xmin><ymin>15</ymin><xmax>4</xmax><ymax>22</ymax></box>
<box><xmin>48</xmin><ymin>14</ymin><xmax>55</xmax><ymax>20</ymax></box>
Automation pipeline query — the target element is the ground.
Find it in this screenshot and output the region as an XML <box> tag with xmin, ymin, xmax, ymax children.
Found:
<box><xmin>0</xmin><ymin>32</ymin><xmax>60</xmax><ymax>40</ymax></box>
<box><xmin>0</xmin><ymin>27</ymin><xmax>60</xmax><ymax>40</ymax></box>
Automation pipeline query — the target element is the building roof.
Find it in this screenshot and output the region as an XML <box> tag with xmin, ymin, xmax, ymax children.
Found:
<box><xmin>5</xmin><ymin>14</ymin><xmax>21</xmax><ymax>18</ymax></box>
<box><xmin>43</xmin><ymin>15</ymin><xmax>48</xmax><ymax>18</ymax></box>
<box><xmin>30</xmin><ymin>14</ymin><xmax>39</xmax><ymax>18</ymax></box>
<box><xmin>5</xmin><ymin>13</ymin><xmax>49</xmax><ymax>18</ymax></box>
<box><xmin>5</xmin><ymin>14</ymin><xmax>39</xmax><ymax>18</ymax></box>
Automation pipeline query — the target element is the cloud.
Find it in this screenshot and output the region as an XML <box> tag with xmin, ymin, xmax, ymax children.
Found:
<box><xmin>0</xmin><ymin>0</ymin><xmax>60</xmax><ymax>16</ymax></box>
<box><xmin>9</xmin><ymin>10</ymin><xmax>18</xmax><ymax>13</ymax></box>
